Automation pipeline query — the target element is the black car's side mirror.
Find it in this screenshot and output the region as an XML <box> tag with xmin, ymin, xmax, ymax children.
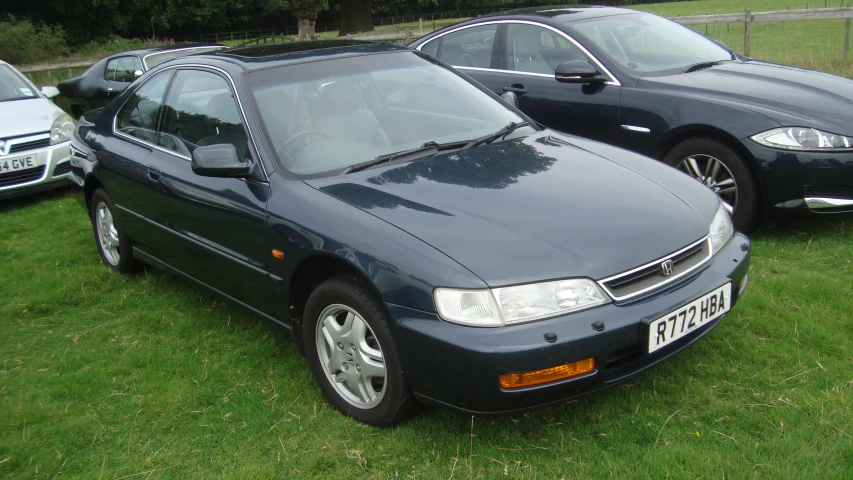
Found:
<box><xmin>555</xmin><ymin>61</ymin><xmax>607</xmax><ymax>84</ymax></box>
<box><xmin>133</xmin><ymin>70</ymin><xmax>143</xmax><ymax>78</ymax></box>
<box><xmin>191</xmin><ymin>144</ymin><xmax>249</xmax><ymax>178</ymax></box>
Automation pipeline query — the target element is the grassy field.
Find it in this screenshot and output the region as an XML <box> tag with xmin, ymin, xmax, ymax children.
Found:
<box><xmin>1</xmin><ymin>184</ymin><xmax>852</xmax><ymax>479</ymax></box>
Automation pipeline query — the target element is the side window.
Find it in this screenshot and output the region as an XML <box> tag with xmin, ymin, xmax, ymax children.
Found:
<box><xmin>115</xmin><ymin>71</ymin><xmax>171</xmax><ymax>143</ymax></box>
<box><xmin>105</xmin><ymin>56</ymin><xmax>142</xmax><ymax>82</ymax></box>
<box><xmin>436</xmin><ymin>24</ymin><xmax>497</xmax><ymax>69</ymax></box>
<box><xmin>420</xmin><ymin>39</ymin><xmax>439</xmax><ymax>57</ymax></box>
<box><xmin>158</xmin><ymin>70</ymin><xmax>249</xmax><ymax>159</ymax></box>
<box><xmin>506</xmin><ymin>24</ymin><xmax>591</xmax><ymax>75</ymax></box>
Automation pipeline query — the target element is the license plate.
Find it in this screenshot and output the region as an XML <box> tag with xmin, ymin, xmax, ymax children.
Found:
<box><xmin>0</xmin><ymin>155</ymin><xmax>37</xmax><ymax>174</ymax></box>
<box><xmin>648</xmin><ymin>283</ymin><xmax>731</xmax><ymax>353</ymax></box>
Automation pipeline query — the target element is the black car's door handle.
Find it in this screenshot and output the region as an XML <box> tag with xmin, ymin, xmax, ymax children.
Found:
<box><xmin>503</xmin><ymin>84</ymin><xmax>527</xmax><ymax>94</ymax></box>
<box><xmin>147</xmin><ymin>165</ymin><xmax>161</xmax><ymax>182</ymax></box>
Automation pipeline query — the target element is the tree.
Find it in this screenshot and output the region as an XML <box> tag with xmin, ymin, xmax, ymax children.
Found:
<box><xmin>338</xmin><ymin>0</ymin><xmax>372</xmax><ymax>35</ymax></box>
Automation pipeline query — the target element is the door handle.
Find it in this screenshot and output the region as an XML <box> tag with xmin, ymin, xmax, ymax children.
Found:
<box><xmin>503</xmin><ymin>84</ymin><xmax>527</xmax><ymax>94</ymax></box>
<box><xmin>107</xmin><ymin>87</ymin><xmax>114</xmax><ymax>96</ymax></box>
<box><xmin>147</xmin><ymin>165</ymin><xmax>160</xmax><ymax>182</ymax></box>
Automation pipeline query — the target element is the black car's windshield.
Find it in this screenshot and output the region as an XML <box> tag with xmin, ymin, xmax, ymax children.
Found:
<box><xmin>245</xmin><ymin>51</ymin><xmax>530</xmax><ymax>177</ymax></box>
<box><xmin>570</xmin><ymin>13</ymin><xmax>733</xmax><ymax>75</ymax></box>
<box><xmin>0</xmin><ymin>64</ymin><xmax>39</xmax><ymax>102</ymax></box>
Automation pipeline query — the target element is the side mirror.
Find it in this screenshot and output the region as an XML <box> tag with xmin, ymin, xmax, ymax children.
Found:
<box><xmin>133</xmin><ymin>70</ymin><xmax>144</xmax><ymax>78</ymax></box>
<box><xmin>555</xmin><ymin>60</ymin><xmax>607</xmax><ymax>84</ymax></box>
<box><xmin>41</xmin><ymin>86</ymin><xmax>60</xmax><ymax>99</ymax></box>
<box><xmin>191</xmin><ymin>144</ymin><xmax>249</xmax><ymax>178</ymax></box>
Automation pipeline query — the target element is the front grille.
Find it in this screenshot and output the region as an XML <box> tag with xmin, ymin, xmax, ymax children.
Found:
<box><xmin>0</xmin><ymin>165</ymin><xmax>45</xmax><ymax>187</ymax></box>
<box><xmin>8</xmin><ymin>138</ymin><xmax>50</xmax><ymax>154</ymax></box>
<box><xmin>804</xmin><ymin>185</ymin><xmax>853</xmax><ymax>200</ymax></box>
<box><xmin>52</xmin><ymin>162</ymin><xmax>72</xmax><ymax>177</ymax></box>
<box><xmin>600</xmin><ymin>238</ymin><xmax>711</xmax><ymax>301</ymax></box>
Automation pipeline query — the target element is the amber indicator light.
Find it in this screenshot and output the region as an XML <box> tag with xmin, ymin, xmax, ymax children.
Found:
<box><xmin>499</xmin><ymin>358</ymin><xmax>595</xmax><ymax>389</ymax></box>
<box><xmin>272</xmin><ymin>249</ymin><xmax>285</xmax><ymax>259</ymax></box>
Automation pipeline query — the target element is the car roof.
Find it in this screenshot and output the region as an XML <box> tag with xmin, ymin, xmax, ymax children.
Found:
<box><xmin>117</xmin><ymin>44</ymin><xmax>226</xmax><ymax>57</ymax></box>
<box><xmin>481</xmin><ymin>5</ymin><xmax>637</xmax><ymax>23</ymax></box>
<box><xmin>190</xmin><ymin>40</ymin><xmax>411</xmax><ymax>70</ymax></box>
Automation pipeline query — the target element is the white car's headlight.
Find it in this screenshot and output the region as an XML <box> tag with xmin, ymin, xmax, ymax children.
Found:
<box><xmin>709</xmin><ymin>203</ymin><xmax>734</xmax><ymax>255</ymax></box>
<box><xmin>751</xmin><ymin>127</ymin><xmax>853</xmax><ymax>151</ymax></box>
<box><xmin>50</xmin><ymin>113</ymin><xmax>75</xmax><ymax>145</ymax></box>
<box><xmin>434</xmin><ymin>278</ymin><xmax>610</xmax><ymax>327</ymax></box>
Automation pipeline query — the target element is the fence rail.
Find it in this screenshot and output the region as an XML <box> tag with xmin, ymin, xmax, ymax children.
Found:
<box><xmin>18</xmin><ymin>6</ymin><xmax>853</xmax><ymax>79</ymax></box>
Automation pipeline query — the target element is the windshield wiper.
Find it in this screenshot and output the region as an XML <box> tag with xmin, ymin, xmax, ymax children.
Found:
<box><xmin>681</xmin><ymin>59</ymin><xmax>732</xmax><ymax>73</ymax></box>
<box><xmin>340</xmin><ymin>140</ymin><xmax>469</xmax><ymax>175</ymax></box>
<box><xmin>462</xmin><ymin>121</ymin><xmax>530</xmax><ymax>149</ymax></box>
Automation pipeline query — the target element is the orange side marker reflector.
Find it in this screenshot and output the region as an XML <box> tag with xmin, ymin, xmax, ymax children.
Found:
<box><xmin>499</xmin><ymin>358</ymin><xmax>595</xmax><ymax>389</ymax></box>
<box><xmin>272</xmin><ymin>249</ymin><xmax>285</xmax><ymax>259</ymax></box>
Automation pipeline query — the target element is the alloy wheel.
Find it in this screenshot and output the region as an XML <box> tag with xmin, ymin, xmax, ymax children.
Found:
<box><xmin>315</xmin><ymin>304</ymin><xmax>387</xmax><ymax>409</ymax></box>
<box><xmin>95</xmin><ymin>202</ymin><xmax>120</xmax><ymax>265</ymax></box>
<box><xmin>677</xmin><ymin>154</ymin><xmax>738</xmax><ymax>214</ymax></box>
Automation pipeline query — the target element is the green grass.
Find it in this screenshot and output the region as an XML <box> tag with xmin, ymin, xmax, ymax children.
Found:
<box><xmin>1</xmin><ymin>184</ymin><xmax>853</xmax><ymax>479</ymax></box>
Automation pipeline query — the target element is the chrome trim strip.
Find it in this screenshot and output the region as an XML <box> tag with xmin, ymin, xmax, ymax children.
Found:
<box><xmin>621</xmin><ymin>125</ymin><xmax>651</xmax><ymax>133</ymax></box>
<box><xmin>416</xmin><ymin>19</ymin><xmax>621</xmax><ymax>86</ymax></box>
<box><xmin>111</xmin><ymin>63</ymin><xmax>268</xmax><ymax>179</ymax></box>
<box><xmin>804</xmin><ymin>197</ymin><xmax>853</xmax><ymax>210</ymax></box>
<box><xmin>598</xmin><ymin>236</ymin><xmax>712</xmax><ymax>302</ymax></box>
<box><xmin>0</xmin><ymin>133</ymin><xmax>51</xmax><ymax>156</ymax></box>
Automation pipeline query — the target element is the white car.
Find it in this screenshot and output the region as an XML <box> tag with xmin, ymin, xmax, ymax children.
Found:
<box><xmin>0</xmin><ymin>60</ymin><xmax>74</xmax><ymax>198</ymax></box>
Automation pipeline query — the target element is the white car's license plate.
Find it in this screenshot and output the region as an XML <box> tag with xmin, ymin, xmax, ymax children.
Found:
<box><xmin>0</xmin><ymin>155</ymin><xmax>38</xmax><ymax>174</ymax></box>
<box><xmin>648</xmin><ymin>283</ymin><xmax>731</xmax><ymax>353</ymax></box>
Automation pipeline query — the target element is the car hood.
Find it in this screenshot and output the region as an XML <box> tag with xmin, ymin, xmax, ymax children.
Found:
<box><xmin>0</xmin><ymin>98</ymin><xmax>63</xmax><ymax>138</ymax></box>
<box><xmin>305</xmin><ymin>132</ymin><xmax>718</xmax><ymax>286</ymax></box>
<box><xmin>641</xmin><ymin>61</ymin><xmax>853</xmax><ymax>136</ymax></box>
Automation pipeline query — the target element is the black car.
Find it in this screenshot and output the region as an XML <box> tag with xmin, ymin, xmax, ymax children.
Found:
<box><xmin>410</xmin><ymin>6</ymin><xmax>853</xmax><ymax>230</ymax></box>
<box><xmin>68</xmin><ymin>40</ymin><xmax>749</xmax><ymax>426</ymax></box>
<box><xmin>58</xmin><ymin>44</ymin><xmax>225</xmax><ymax>118</ymax></box>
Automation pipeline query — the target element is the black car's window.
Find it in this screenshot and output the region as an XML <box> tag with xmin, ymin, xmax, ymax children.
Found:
<box><xmin>158</xmin><ymin>69</ymin><xmax>249</xmax><ymax>159</ymax></box>
<box><xmin>105</xmin><ymin>56</ymin><xmax>143</xmax><ymax>82</ymax></box>
<box><xmin>115</xmin><ymin>71</ymin><xmax>171</xmax><ymax>143</ymax></box>
<box><xmin>435</xmin><ymin>24</ymin><xmax>497</xmax><ymax>69</ymax></box>
<box><xmin>246</xmin><ymin>51</ymin><xmax>526</xmax><ymax>178</ymax></box>
<box><xmin>506</xmin><ymin>24</ymin><xmax>591</xmax><ymax>75</ymax></box>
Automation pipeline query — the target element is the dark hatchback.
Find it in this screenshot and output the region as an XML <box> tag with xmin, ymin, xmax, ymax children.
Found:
<box><xmin>69</xmin><ymin>40</ymin><xmax>750</xmax><ymax>426</ymax></box>
<box><xmin>410</xmin><ymin>6</ymin><xmax>853</xmax><ymax>230</ymax></box>
<box><xmin>58</xmin><ymin>44</ymin><xmax>225</xmax><ymax>118</ymax></box>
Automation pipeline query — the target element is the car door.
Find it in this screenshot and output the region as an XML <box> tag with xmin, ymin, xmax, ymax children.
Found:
<box><xmin>492</xmin><ymin>22</ymin><xmax>621</xmax><ymax>144</ymax></box>
<box><xmin>145</xmin><ymin>67</ymin><xmax>277</xmax><ymax>316</ymax></box>
<box><xmin>105</xmin><ymin>69</ymin><xmax>174</xmax><ymax>242</ymax></box>
<box><xmin>417</xmin><ymin>23</ymin><xmax>500</xmax><ymax>92</ymax></box>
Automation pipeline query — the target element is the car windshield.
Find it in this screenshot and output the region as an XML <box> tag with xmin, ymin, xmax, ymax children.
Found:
<box><xmin>245</xmin><ymin>51</ymin><xmax>528</xmax><ymax>178</ymax></box>
<box><xmin>143</xmin><ymin>47</ymin><xmax>226</xmax><ymax>69</ymax></box>
<box><xmin>0</xmin><ymin>64</ymin><xmax>39</xmax><ymax>102</ymax></box>
<box><xmin>569</xmin><ymin>13</ymin><xmax>733</xmax><ymax>75</ymax></box>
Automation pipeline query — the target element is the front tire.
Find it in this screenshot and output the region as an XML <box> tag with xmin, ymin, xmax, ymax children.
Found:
<box><xmin>303</xmin><ymin>276</ymin><xmax>416</xmax><ymax>427</ymax></box>
<box><xmin>90</xmin><ymin>188</ymin><xmax>141</xmax><ymax>273</ymax></box>
<box><xmin>664</xmin><ymin>137</ymin><xmax>759</xmax><ymax>231</ymax></box>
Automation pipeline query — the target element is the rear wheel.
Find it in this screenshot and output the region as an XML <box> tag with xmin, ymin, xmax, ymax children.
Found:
<box><xmin>303</xmin><ymin>276</ymin><xmax>416</xmax><ymax>426</ymax></box>
<box><xmin>664</xmin><ymin>137</ymin><xmax>759</xmax><ymax>231</ymax></box>
<box><xmin>90</xmin><ymin>189</ymin><xmax>142</xmax><ymax>273</ymax></box>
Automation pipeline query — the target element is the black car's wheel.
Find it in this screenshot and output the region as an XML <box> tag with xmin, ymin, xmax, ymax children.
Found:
<box><xmin>303</xmin><ymin>276</ymin><xmax>416</xmax><ymax>427</ymax></box>
<box><xmin>664</xmin><ymin>137</ymin><xmax>759</xmax><ymax>231</ymax></box>
<box><xmin>90</xmin><ymin>189</ymin><xmax>142</xmax><ymax>273</ymax></box>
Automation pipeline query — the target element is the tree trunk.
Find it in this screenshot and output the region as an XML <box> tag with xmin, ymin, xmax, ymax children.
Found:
<box><xmin>339</xmin><ymin>0</ymin><xmax>373</xmax><ymax>36</ymax></box>
<box><xmin>297</xmin><ymin>17</ymin><xmax>316</xmax><ymax>40</ymax></box>
<box><xmin>295</xmin><ymin>2</ymin><xmax>318</xmax><ymax>40</ymax></box>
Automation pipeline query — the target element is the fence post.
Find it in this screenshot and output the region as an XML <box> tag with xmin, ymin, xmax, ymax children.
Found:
<box><xmin>744</xmin><ymin>9</ymin><xmax>752</xmax><ymax>57</ymax></box>
<box><xmin>405</xmin><ymin>27</ymin><xmax>411</xmax><ymax>43</ymax></box>
<box><xmin>845</xmin><ymin>2</ymin><xmax>851</xmax><ymax>60</ymax></box>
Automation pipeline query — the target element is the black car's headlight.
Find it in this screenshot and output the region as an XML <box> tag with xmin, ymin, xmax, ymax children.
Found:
<box><xmin>709</xmin><ymin>203</ymin><xmax>734</xmax><ymax>255</ymax></box>
<box><xmin>434</xmin><ymin>279</ymin><xmax>610</xmax><ymax>327</ymax></box>
<box><xmin>50</xmin><ymin>113</ymin><xmax>76</xmax><ymax>145</ymax></box>
<box><xmin>751</xmin><ymin>127</ymin><xmax>853</xmax><ymax>151</ymax></box>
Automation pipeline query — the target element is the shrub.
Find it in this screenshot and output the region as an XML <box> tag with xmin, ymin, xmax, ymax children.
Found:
<box><xmin>0</xmin><ymin>16</ymin><xmax>70</xmax><ymax>65</ymax></box>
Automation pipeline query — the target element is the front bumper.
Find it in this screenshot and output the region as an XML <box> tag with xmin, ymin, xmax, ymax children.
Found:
<box><xmin>391</xmin><ymin>233</ymin><xmax>750</xmax><ymax>415</ymax></box>
<box><xmin>743</xmin><ymin>139</ymin><xmax>853</xmax><ymax>214</ymax></box>
<box><xmin>0</xmin><ymin>139</ymin><xmax>73</xmax><ymax>198</ymax></box>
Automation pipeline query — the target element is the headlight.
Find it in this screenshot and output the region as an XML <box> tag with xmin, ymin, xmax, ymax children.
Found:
<box><xmin>751</xmin><ymin>127</ymin><xmax>853</xmax><ymax>151</ymax></box>
<box><xmin>50</xmin><ymin>113</ymin><xmax>75</xmax><ymax>145</ymax></box>
<box><xmin>434</xmin><ymin>278</ymin><xmax>610</xmax><ymax>327</ymax></box>
<box><xmin>709</xmin><ymin>202</ymin><xmax>734</xmax><ymax>255</ymax></box>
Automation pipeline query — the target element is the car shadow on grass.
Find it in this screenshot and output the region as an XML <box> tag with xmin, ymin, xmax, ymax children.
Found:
<box><xmin>0</xmin><ymin>185</ymin><xmax>80</xmax><ymax>213</ymax></box>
